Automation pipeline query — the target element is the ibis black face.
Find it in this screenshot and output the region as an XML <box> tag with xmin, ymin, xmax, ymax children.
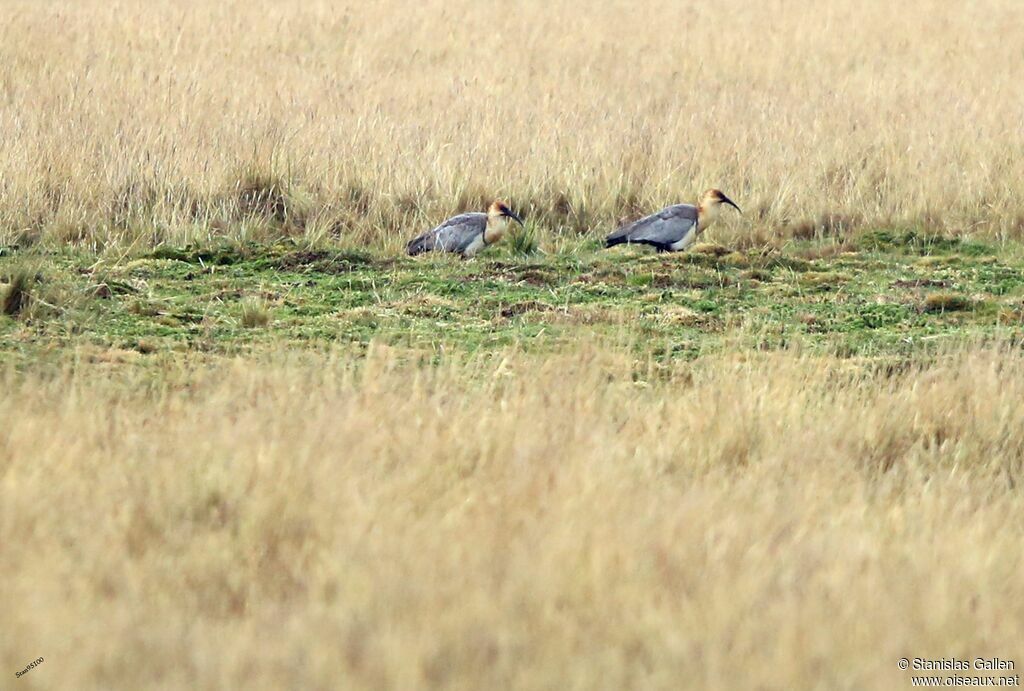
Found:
<box><xmin>719</xmin><ymin>194</ymin><xmax>741</xmax><ymax>213</ymax></box>
<box><xmin>504</xmin><ymin>210</ymin><xmax>525</xmax><ymax>227</ymax></box>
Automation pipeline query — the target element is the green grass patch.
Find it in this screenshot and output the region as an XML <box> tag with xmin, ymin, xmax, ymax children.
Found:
<box><xmin>2</xmin><ymin>235</ymin><xmax>1024</xmax><ymax>367</ymax></box>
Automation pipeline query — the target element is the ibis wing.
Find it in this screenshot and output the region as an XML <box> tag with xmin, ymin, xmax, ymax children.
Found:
<box><xmin>407</xmin><ymin>213</ymin><xmax>487</xmax><ymax>255</ymax></box>
<box><xmin>607</xmin><ymin>204</ymin><xmax>699</xmax><ymax>246</ymax></box>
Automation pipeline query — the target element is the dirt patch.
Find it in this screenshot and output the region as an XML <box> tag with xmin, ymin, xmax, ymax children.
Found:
<box><xmin>511</xmin><ymin>268</ymin><xmax>558</xmax><ymax>287</ymax></box>
<box><xmin>651</xmin><ymin>305</ymin><xmax>723</xmax><ymax>331</ymax></box>
<box><xmin>275</xmin><ymin>250</ymin><xmax>391</xmax><ymax>273</ymax></box>
<box><xmin>577</xmin><ymin>269</ymin><xmax>629</xmax><ymax>286</ymax></box>
<box><xmin>500</xmin><ymin>300</ymin><xmax>553</xmax><ymax>318</ymax></box>
<box><xmin>891</xmin><ymin>278</ymin><xmax>952</xmax><ymax>289</ymax></box>
<box><xmin>527</xmin><ymin>304</ymin><xmax>625</xmax><ymax>326</ymax></box>
<box><xmin>391</xmin><ymin>294</ymin><xmax>458</xmax><ymax>318</ymax></box>
<box><xmin>740</xmin><ymin>269</ymin><xmax>773</xmax><ymax>282</ymax></box>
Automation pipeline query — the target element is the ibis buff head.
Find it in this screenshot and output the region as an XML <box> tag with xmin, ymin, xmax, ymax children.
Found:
<box><xmin>697</xmin><ymin>188</ymin><xmax>741</xmax><ymax>227</ymax></box>
<box><xmin>484</xmin><ymin>200</ymin><xmax>525</xmax><ymax>245</ymax></box>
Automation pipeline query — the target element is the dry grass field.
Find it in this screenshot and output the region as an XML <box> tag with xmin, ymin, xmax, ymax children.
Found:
<box><xmin>3</xmin><ymin>346</ymin><xmax>1024</xmax><ymax>689</ymax></box>
<box><xmin>1</xmin><ymin>0</ymin><xmax>1023</xmax><ymax>249</ymax></box>
<box><xmin>3</xmin><ymin>1</ymin><xmax>1024</xmax><ymax>689</ymax></box>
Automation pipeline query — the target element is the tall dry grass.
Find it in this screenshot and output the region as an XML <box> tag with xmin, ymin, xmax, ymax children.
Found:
<box><xmin>1</xmin><ymin>0</ymin><xmax>1023</xmax><ymax>250</ymax></box>
<box><xmin>2</xmin><ymin>344</ymin><xmax>1023</xmax><ymax>689</ymax></box>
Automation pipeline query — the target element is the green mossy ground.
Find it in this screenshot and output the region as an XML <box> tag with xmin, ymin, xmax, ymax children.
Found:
<box><xmin>2</xmin><ymin>230</ymin><xmax>1024</xmax><ymax>369</ymax></box>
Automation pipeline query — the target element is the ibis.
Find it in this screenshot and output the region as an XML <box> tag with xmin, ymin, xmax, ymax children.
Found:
<box><xmin>407</xmin><ymin>201</ymin><xmax>524</xmax><ymax>258</ymax></box>
<box><xmin>605</xmin><ymin>189</ymin><xmax>741</xmax><ymax>253</ymax></box>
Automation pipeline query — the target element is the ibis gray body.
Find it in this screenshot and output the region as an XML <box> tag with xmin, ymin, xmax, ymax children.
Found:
<box><xmin>605</xmin><ymin>204</ymin><xmax>701</xmax><ymax>252</ymax></box>
<box><xmin>604</xmin><ymin>189</ymin><xmax>741</xmax><ymax>253</ymax></box>
<box><xmin>407</xmin><ymin>201</ymin><xmax>524</xmax><ymax>258</ymax></box>
<box><xmin>407</xmin><ymin>213</ymin><xmax>490</xmax><ymax>257</ymax></box>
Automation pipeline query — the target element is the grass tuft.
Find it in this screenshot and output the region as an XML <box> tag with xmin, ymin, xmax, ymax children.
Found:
<box><xmin>923</xmin><ymin>292</ymin><xmax>972</xmax><ymax>313</ymax></box>
<box><xmin>690</xmin><ymin>242</ymin><xmax>731</xmax><ymax>257</ymax></box>
<box><xmin>239</xmin><ymin>298</ymin><xmax>271</xmax><ymax>328</ymax></box>
<box><xmin>1</xmin><ymin>267</ymin><xmax>35</xmax><ymax>317</ymax></box>
<box><xmin>508</xmin><ymin>224</ymin><xmax>539</xmax><ymax>256</ymax></box>
<box><xmin>237</xmin><ymin>171</ymin><xmax>291</xmax><ymax>223</ymax></box>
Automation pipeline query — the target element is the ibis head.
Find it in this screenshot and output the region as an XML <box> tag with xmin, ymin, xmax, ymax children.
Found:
<box><xmin>488</xmin><ymin>200</ymin><xmax>525</xmax><ymax>226</ymax></box>
<box><xmin>484</xmin><ymin>200</ymin><xmax>524</xmax><ymax>246</ymax></box>
<box><xmin>700</xmin><ymin>189</ymin><xmax>741</xmax><ymax>213</ymax></box>
<box><xmin>696</xmin><ymin>189</ymin><xmax>741</xmax><ymax>230</ymax></box>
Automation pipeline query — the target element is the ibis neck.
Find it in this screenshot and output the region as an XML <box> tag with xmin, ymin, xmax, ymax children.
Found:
<box><xmin>697</xmin><ymin>203</ymin><xmax>720</xmax><ymax>232</ymax></box>
<box><xmin>484</xmin><ymin>216</ymin><xmax>508</xmax><ymax>245</ymax></box>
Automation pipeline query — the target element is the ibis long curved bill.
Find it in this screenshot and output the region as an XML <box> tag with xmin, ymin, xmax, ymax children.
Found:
<box><xmin>505</xmin><ymin>209</ymin><xmax>525</xmax><ymax>227</ymax></box>
<box><xmin>718</xmin><ymin>193</ymin><xmax>741</xmax><ymax>213</ymax></box>
<box><xmin>604</xmin><ymin>188</ymin><xmax>741</xmax><ymax>253</ymax></box>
